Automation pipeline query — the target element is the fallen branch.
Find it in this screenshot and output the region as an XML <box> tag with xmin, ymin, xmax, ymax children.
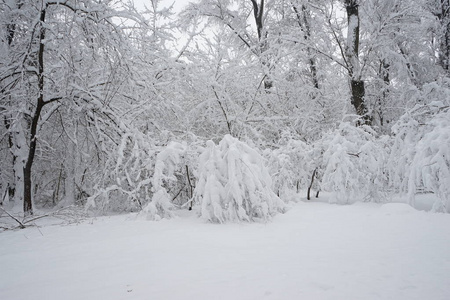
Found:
<box><xmin>0</xmin><ymin>205</ymin><xmax>86</xmax><ymax>230</ymax></box>
<box><xmin>0</xmin><ymin>206</ymin><xmax>26</xmax><ymax>229</ymax></box>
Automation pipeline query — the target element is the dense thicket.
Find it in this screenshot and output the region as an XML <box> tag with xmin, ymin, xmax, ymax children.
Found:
<box><xmin>1</xmin><ymin>0</ymin><xmax>449</xmax><ymax>219</ymax></box>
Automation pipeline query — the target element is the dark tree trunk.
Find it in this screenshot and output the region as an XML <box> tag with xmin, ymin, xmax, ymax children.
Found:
<box><xmin>307</xmin><ymin>168</ymin><xmax>317</xmax><ymax>200</ymax></box>
<box><xmin>3</xmin><ymin>117</ymin><xmax>17</xmax><ymax>200</ymax></box>
<box><xmin>251</xmin><ymin>0</ymin><xmax>264</xmax><ymax>41</ymax></box>
<box><xmin>377</xmin><ymin>60</ymin><xmax>390</xmax><ymax>127</ymax></box>
<box><xmin>350</xmin><ymin>79</ymin><xmax>369</xmax><ymax>120</ymax></box>
<box><xmin>186</xmin><ymin>165</ymin><xmax>194</xmax><ymax>211</ymax></box>
<box><xmin>437</xmin><ymin>0</ymin><xmax>450</xmax><ymax>73</ymax></box>
<box><xmin>251</xmin><ymin>0</ymin><xmax>273</xmax><ymax>90</ymax></box>
<box><xmin>23</xmin><ymin>7</ymin><xmax>47</xmax><ymax>216</ymax></box>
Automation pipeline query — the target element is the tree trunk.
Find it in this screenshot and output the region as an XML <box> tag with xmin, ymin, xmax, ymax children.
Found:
<box><xmin>251</xmin><ymin>0</ymin><xmax>273</xmax><ymax>90</ymax></box>
<box><xmin>350</xmin><ymin>79</ymin><xmax>368</xmax><ymax>117</ymax></box>
<box><xmin>377</xmin><ymin>60</ymin><xmax>390</xmax><ymax>127</ymax></box>
<box><xmin>345</xmin><ymin>0</ymin><xmax>371</xmax><ymax>125</ymax></box>
<box><xmin>3</xmin><ymin>117</ymin><xmax>16</xmax><ymax>203</ymax></box>
<box><xmin>10</xmin><ymin>120</ymin><xmax>26</xmax><ymax>210</ymax></box>
<box><xmin>23</xmin><ymin>6</ymin><xmax>47</xmax><ymax>216</ymax></box>
<box><xmin>3</xmin><ymin>0</ymin><xmax>26</xmax><ymax>209</ymax></box>
<box><xmin>437</xmin><ymin>0</ymin><xmax>450</xmax><ymax>74</ymax></box>
<box><xmin>293</xmin><ymin>3</ymin><xmax>320</xmax><ymax>90</ymax></box>
<box><xmin>307</xmin><ymin>168</ymin><xmax>317</xmax><ymax>200</ymax></box>
<box><xmin>186</xmin><ymin>165</ymin><xmax>194</xmax><ymax>210</ymax></box>
<box><xmin>3</xmin><ymin>105</ymin><xmax>27</xmax><ymax>212</ymax></box>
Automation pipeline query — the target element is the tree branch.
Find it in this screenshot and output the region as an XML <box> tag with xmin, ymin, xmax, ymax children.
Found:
<box><xmin>0</xmin><ymin>206</ymin><xmax>26</xmax><ymax>229</ymax></box>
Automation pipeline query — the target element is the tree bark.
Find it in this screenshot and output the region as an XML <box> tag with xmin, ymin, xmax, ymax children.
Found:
<box><xmin>437</xmin><ymin>0</ymin><xmax>450</xmax><ymax>73</ymax></box>
<box><xmin>186</xmin><ymin>165</ymin><xmax>194</xmax><ymax>210</ymax></box>
<box><xmin>23</xmin><ymin>6</ymin><xmax>47</xmax><ymax>215</ymax></box>
<box><xmin>377</xmin><ymin>60</ymin><xmax>390</xmax><ymax>127</ymax></box>
<box><xmin>250</xmin><ymin>0</ymin><xmax>273</xmax><ymax>90</ymax></box>
<box><xmin>307</xmin><ymin>168</ymin><xmax>317</xmax><ymax>200</ymax></box>
<box><xmin>292</xmin><ymin>3</ymin><xmax>320</xmax><ymax>90</ymax></box>
<box><xmin>4</xmin><ymin>117</ymin><xmax>16</xmax><ymax>202</ymax></box>
<box><xmin>350</xmin><ymin>79</ymin><xmax>366</xmax><ymax>115</ymax></box>
<box><xmin>345</xmin><ymin>0</ymin><xmax>371</xmax><ymax>125</ymax></box>
<box><xmin>3</xmin><ymin>0</ymin><xmax>24</xmax><ymax>207</ymax></box>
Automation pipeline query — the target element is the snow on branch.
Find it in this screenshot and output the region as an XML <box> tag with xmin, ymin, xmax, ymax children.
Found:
<box><xmin>321</xmin><ymin>122</ymin><xmax>388</xmax><ymax>204</ymax></box>
<box><xmin>194</xmin><ymin>135</ymin><xmax>286</xmax><ymax>223</ymax></box>
<box><xmin>141</xmin><ymin>141</ymin><xmax>188</xmax><ymax>221</ymax></box>
<box><xmin>389</xmin><ymin>83</ymin><xmax>450</xmax><ymax>212</ymax></box>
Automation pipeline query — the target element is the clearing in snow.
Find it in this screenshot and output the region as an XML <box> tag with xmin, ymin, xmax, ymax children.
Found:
<box><xmin>1</xmin><ymin>201</ymin><xmax>450</xmax><ymax>300</ymax></box>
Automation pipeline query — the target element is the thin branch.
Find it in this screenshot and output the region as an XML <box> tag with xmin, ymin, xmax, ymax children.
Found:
<box><xmin>0</xmin><ymin>206</ymin><xmax>26</xmax><ymax>229</ymax></box>
<box><xmin>212</xmin><ymin>86</ymin><xmax>232</xmax><ymax>135</ymax></box>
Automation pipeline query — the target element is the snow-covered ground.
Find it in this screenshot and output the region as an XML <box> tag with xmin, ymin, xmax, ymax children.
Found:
<box><xmin>1</xmin><ymin>201</ymin><xmax>450</xmax><ymax>300</ymax></box>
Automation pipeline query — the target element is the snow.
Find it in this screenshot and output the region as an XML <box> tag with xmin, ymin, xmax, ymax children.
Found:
<box><xmin>195</xmin><ymin>135</ymin><xmax>285</xmax><ymax>222</ymax></box>
<box><xmin>1</xmin><ymin>201</ymin><xmax>450</xmax><ymax>299</ymax></box>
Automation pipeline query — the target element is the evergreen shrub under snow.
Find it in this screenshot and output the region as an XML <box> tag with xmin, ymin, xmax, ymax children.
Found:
<box><xmin>193</xmin><ymin>135</ymin><xmax>286</xmax><ymax>223</ymax></box>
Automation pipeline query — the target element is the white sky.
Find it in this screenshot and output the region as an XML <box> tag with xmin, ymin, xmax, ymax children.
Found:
<box><xmin>133</xmin><ymin>0</ymin><xmax>193</xmax><ymax>13</ymax></box>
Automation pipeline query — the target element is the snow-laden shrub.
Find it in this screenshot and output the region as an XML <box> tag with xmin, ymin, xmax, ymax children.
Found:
<box><xmin>320</xmin><ymin>122</ymin><xmax>388</xmax><ymax>204</ymax></box>
<box><xmin>390</xmin><ymin>101</ymin><xmax>450</xmax><ymax>212</ymax></box>
<box><xmin>194</xmin><ymin>135</ymin><xmax>285</xmax><ymax>223</ymax></box>
<box><xmin>85</xmin><ymin>129</ymin><xmax>156</xmax><ymax>212</ymax></box>
<box><xmin>265</xmin><ymin>138</ymin><xmax>318</xmax><ymax>200</ymax></box>
<box><xmin>142</xmin><ymin>141</ymin><xmax>187</xmax><ymax>220</ymax></box>
<box><xmin>86</xmin><ymin>131</ymin><xmax>203</xmax><ymax>219</ymax></box>
<box><xmin>411</xmin><ymin>108</ymin><xmax>450</xmax><ymax>212</ymax></box>
<box><xmin>388</xmin><ymin>109</ymin><xmax>429</xmax><ymax>195</ymax></box>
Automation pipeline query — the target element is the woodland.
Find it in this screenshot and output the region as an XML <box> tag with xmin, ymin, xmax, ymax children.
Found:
<box><xmin>1</xmin><ymin>0</ymin><xmax>450</xmax><ymax>222</ymax></box>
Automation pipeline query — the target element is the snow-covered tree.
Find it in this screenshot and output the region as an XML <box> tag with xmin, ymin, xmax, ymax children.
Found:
<box><xmin>265</xmin><ymin>135</ymin><xmax>317</xmax><ymax>200</ymax></box>
<box><xmin>389</xmin><ymin>81</ymin><xmax>450</xmax><ymax>212</ymax></box>
<box><xmin>320</xmin><ymin>122</ymin><xmax>388</xmax><ymax>203</ymax></box>
<box><xmin>409</xmin><ymin>106</ymin><xmax>450</xmax><ymax>212</ymax></box>
<box><xmin>194</xmin><ymin>135</ymin><xmax>285</xmax><ymax>223</ymax></box>
<box><xmin>141</xmin><ymin>140</ymin><xmax>199</xmax><ymax>220</ymax></box>
<box><xmin>0</xmin><ymin>0</ymin><xmax>149</xmax><ymax>215</ymax></box>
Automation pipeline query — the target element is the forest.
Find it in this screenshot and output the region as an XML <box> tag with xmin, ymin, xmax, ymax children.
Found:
<box><xmin>1</xmin><ymin>0</ymin><xmax>450</xmax><ymax>222</ymax></box>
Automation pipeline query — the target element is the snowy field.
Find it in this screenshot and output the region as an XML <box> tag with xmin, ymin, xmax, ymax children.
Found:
<box><xmin>1</xmin><ymin>201</ymin><xmax>450</xmax><ymax>300</ymax></box>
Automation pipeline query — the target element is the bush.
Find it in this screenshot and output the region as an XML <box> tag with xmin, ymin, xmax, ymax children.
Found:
<box><xmin>390</xmin><ymin>101</ymin><xmax>450</xmax><ymax>212</ymax></box>
<box><xmin>320</xmin><ymin>122</ymin><xmax>388</xmax><ymax>203</ymax></box>
<box><xmin>194</xmin><ymin>135</ymin><xmax>286</xmax><ymax>222</ymax></box>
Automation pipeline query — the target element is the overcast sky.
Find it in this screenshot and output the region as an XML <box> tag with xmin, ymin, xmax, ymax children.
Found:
<box><xmin>133</xmin><ymin>0</ymin><xmax>192</xmax><ymax>13</ymax></box>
